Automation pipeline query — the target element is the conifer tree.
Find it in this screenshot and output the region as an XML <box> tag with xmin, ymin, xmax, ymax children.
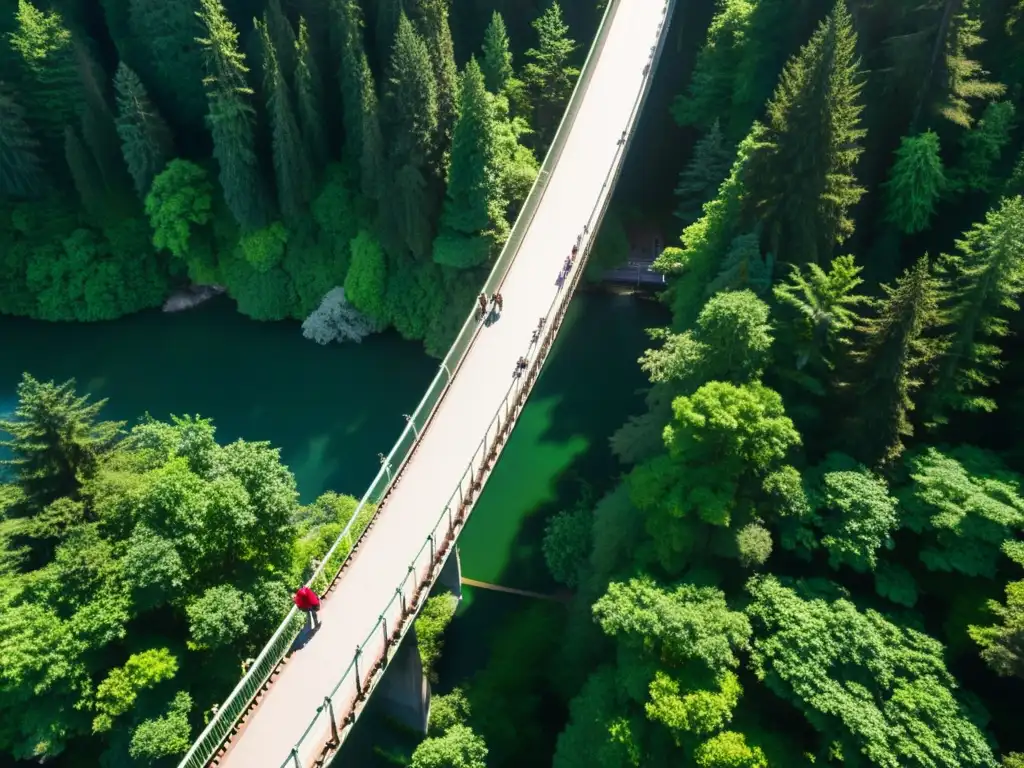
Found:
<box><xmin>375</xmin><ymin>0</ymin><xmax>404</xmax><ymax>67</ymax></box>
<box><xmin>257</xmin><ymin>17</ymin><xmax>313</xmax><ymax>222</ymax></box>
<box><xmin>265</xmin><ymin>0</ymin><xmax>297</xmax><ymax>86</ymax></box>
<box><xmin>0</xmin><ymin>374</ymin><xmax>124</xmax><ymax>512</ymax></box>
<box><xmin>382</xmin><ymin>13</ymin><xmax>438</xmax><ymax>258</ymax></box>
<box><xmin>481</xmin><ymin>11</ymin><xmax>513</xmax><ymax>94</ymax></box>
<box><xmin>76</xmin><ymin>42</ymin><xmax>133</xmax><ymax>200</ymax></box>
<box><xmin>334</xmin><ymin>0</ymin><xmax>365</xmax><ymax>164</ymax></box>
<box><xmin>0</xmin><ymin>87</ymin><xmax>47</xmax><ymax>198</ymax></box>
<box><xmin>294</xmin><ymin>18</ymin><xmax>328</xmax><ymax>170</ymax></box>
<box><xmin>929</xmin><ymin>196</ymin><xmax>1024</xmax><ymax>421</ymax></box>
<box><xmin>523</xmin><ymin>2</ymin><xmax>578</xmax><ymax>144</ymax></box>
<box><xmin>128</xmin><ymin>0</ymin><xmax>207</xmax><ymax>133</ymax></box>
<box><xmin>64</xmin><ymin>124</ymin><xmax>106</xmax><ymax>219</ymax></box>
<box><xmin>196</xmin><ymin>0</ymin><xmax>270</xmax><ymax>231</ymax></box>
<box><xmin>674</xmin><ymin>119</ymin><xmax>733</xmax><ymax>228</ymax></box>
<box><xmin>845</xmin><ymin>255</ymin><xmax>947</xmax><ymax>464</ymax></box>
<box><xmin>114</xmin><ymin>63</ymin><xmax>173</xmax><ymax>200</ymax></box>
<box><xmin>434</xmin><ymin>57</ymin><xmax>508</xmax><ymax>269</ymax></box>
<box><xmin>359</xmin><ymin>52</ymin><xmax>385</xmax><ymax>202</ymax></box>
<box><xmin>883</xmin><ymin>131</ymin><xmax>946</xmax><ymax>235</ymax></box>
<box><xmin>413</xmin><ymin>0</ymin><xmax>458</xmax><ymax>150</ymax></box>
<box><xmin>8</xmin><ymin>0</ymin><xmax>85</xmax><ymax>152</ymax></box>
<box><xmin>954</xmin><ymin>101</ymin><xmax>1016</xmax><ymax>193</ymax></box>
<box><xmin>744</xmin><ymin>0</ymin><xmax>866</xmax><ymax>266</ymax></box>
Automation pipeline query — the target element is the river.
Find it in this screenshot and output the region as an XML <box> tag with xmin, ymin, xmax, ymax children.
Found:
<box><xmin>0</xmin><ymin>289</ymin><xmax>666</xmax><ymax>766</ymax></box>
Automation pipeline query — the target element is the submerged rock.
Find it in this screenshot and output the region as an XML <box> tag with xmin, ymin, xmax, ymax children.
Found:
<box><xmin>162</xmin><ymin>285</ymin><xmax>226</xmax><ymax>313</ymax></box>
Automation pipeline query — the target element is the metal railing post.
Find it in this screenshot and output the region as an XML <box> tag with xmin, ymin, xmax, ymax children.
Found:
<box><xmin>291</xmin><ymin>748</ymin><xmax>301</xmax><ymax>768</ymax></box>
<box><xmin>403</xmin><ymin>414</ymin><xmax>419</xmax><ymax>439</ymax></box>
<box><xmin>324</xmin><ymin>697</ymin><xmax>339</xmax><ymax>744</ymax></box>
<box><xmin>354</xmin><ymin>647</ymin><xmax>362</xmax><ymax>697</ymax></box>
<box><xmin>380</xmin><ymin>614</ymin><xmax>388</xmax><ymax>645</ymax></box>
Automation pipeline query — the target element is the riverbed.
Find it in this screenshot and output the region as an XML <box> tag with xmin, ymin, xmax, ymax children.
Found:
<box><xmin>0</xmin><ymin>289</ymin><xmax>666</xmax><ymax>766</ymax></box>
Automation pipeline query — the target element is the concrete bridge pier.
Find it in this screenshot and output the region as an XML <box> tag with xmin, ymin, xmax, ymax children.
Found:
<box><xmin>437</xmin><ymin>546</ymin><xmax>462</xmax><ymax>601</ymax></box>
<box><xmin>379</xmin><ymin>625</ymin><xmax>430</xmax><ymax>734</ymax></box>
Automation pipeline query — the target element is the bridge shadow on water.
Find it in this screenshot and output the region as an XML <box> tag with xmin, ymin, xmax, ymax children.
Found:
<box><xmin>342</xmin><ymin>290</ymin><xmax>668</xmax><ymax>767</ymax></box>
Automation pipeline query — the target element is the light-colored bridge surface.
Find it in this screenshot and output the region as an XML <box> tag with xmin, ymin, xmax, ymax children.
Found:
<box><xmin>198</xmin><ymin>2</ymin><xmax>670</xmax><ymax>766</ymax></box>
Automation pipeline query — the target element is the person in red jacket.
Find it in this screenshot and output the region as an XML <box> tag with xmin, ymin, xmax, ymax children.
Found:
<box><xmin>294</xmin><ymin>586</ymin><xmax>322</xmax><ymax>631</ymax></box>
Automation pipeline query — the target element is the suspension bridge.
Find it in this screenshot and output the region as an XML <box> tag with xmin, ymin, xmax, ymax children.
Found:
<box><xmin>179</xmin><ymin>0</ymin><xmax>673</xmax><ymax>764</ymax></box>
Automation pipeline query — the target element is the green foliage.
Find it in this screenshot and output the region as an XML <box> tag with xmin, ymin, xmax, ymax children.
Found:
<box><xmin>640</xmin><ymin>291</ymin><xmax>772</xmax><ymax>387</ymax></box>
<box><xmin>930</xmin><ymin>196</ymin><xmax>1024</xmax><ymax>421</ymax></box>
<box><xmin>0</xmin><ymin>87</ymin><xmax>47</xmax><ymax>199</ymax></box>
<box><xmin>523</xmin><ymin>2</ymin><xmax>579</xmax><ymax>143</ymax></box>
<box><xmin>145</xmin><ymin>159</ymin><xmax>214</xmax><ymax>259</ymax></box>
<box><xmin>735</xmin><ymin>523</ymin><xmax>772</xmax><ymax>569</ymax></box>
<box><xmin>1</xmin><ymin>374</ymin><xmax>123</xmax><ymax>512</ymax></box>
<box><xmin>746</xmin><ymin>575</ymin><xmax>999</xmax><ymax>768</ymax></box>
<box><xmin>294</xmin><ymin>18</ymin><xmax>328</xmax><ymax>170</ymax></box>
<box><xmin>411</xmin><ymin>723</ymin><xmax>488</xmax><ymax>768</ymax></box>
<box><xmin>128</xmin><ymin>690</ymin><xmax>192</xmax><ymax>760</ymax></box>
<box><xmin>239</xmin><ymin>221</ymin><xmax>289</xmax><ymax>273</ymax></box>
<box><xmin>428</xmin><ymin>688</ymin><xmax>471</xmax><ymax>735</ymax></box>
<box><xmin>675</xmin><ymin>120</ymin><xmax>734</xmax><ymax>229</ymax></box>
<box><xmin>114</xmin><ymin>63</ymin><xmax>173</xmax><ymax>201</ymax></box>
<box><xmin>744</xmin><ymin>1</ymin><xmax>866</xmax><ymax>266</ymax></box>
<box><xmin>92</xmin><ymin>649</ymin><xmax>179</xmax><ymax>732</ymax></box>
<box><xmin>185</xmin><ymin>584</ymin><xmax>253</xmax><ymax>650</ymax></box>
<box><xmin>415</xmin><ymin>592</ymin><xmax>459</xmax><ymax>682</ymax></box>
<box><xmin>345</xmin><ymin>229</ymin><xmax>388</xmax><ymax>323</ymax></box>
<box><xmin>482</xmin><ymin>12</ymin><xmax>514</xmax><ymax>94</ymax></box>
<box><xmin>543</xmin><ymin>507</ymin><xmax>591</xmax><ymax>587</ymax></box>
<box><xmin>693</xmin><ymin>731</ymin><xmax>767</xmax><ymax>768</ymax></box>
<box><xmin>954</xmin><ymin>101</ymin><xmax>1016</xmax><ymax>193</ymax></box>
<box><xmin>969</xmin><ymin>580</ymin><xmax>1024</xmax><ymax>679</ymax></box>
<box><xmin>414</xmin><ymin>0</ymin><xmax>459</xmax><ymax>145</ymax></box>
<box><xmin>196</xmin><ymin>0</ymin><xmax>269</xmax><ymax>231</ymax></box>
<box><xmin>845</xmin><ymin>255</ymin><xmax>947</xmax><ymax>465</ymax></box>
<box><xmin>884</xmin><ymin>131</ymin><xmax>947</xmax><ymax>235</ymax></box>
<box><xmin>64</xmin><ymin>126</ymin><xmax>106</xmax><ymax>221</ymax></box>
<box><xmin>899</xmin><ymin>446</ymin><xmax>1024</xmax><ymax>579</ymax></box>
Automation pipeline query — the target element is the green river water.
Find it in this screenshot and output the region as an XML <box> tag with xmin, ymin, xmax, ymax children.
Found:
<box><xmin>0</xmin><ymin>289</ymin><xmax>665</xmax><ymax>767</ymax></box>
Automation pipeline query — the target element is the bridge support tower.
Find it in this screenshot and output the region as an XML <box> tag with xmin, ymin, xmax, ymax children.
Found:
<box><xmin>438</xmin><ymin>546</ymin><xmax>462</xmax><ymax>601</ymax></box>
<box><xmin>380</xmin><ymin>625</ymin><xmax>431</xmax><ymax>734</ymax></box>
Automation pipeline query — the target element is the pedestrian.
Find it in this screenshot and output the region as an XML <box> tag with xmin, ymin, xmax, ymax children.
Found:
<box><xmin>293</xmin><ymin>585</ymin><xmax>322</xmax><ymax>632</ymax></box>
<box><xmin>571</xmin><ymin>243</ymin><xmax>579</xmax><ymax>259</ymax></box>
<box><xmin>563</xmin><ymin>256</ymin><xmax>572</xmax><ymax>274</ymax></box>
<box><xmin>492</xmin><ymin>292</ymin><xmax>503</xmax><ymax>313</ymax></box>
<box><xmin>477</xmin><ymin>292</ymin><xmax>488</xmax><ymax>319</ymax></box>
<box><xmin>515</xmin><ymin>356</ymin><xmax>528</xmax><ymax>376</ymax></box>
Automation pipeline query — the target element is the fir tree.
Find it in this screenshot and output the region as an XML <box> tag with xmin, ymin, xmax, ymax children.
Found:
<box><xmin>128</xmin><ymin>0</ymin><xmax>207</xmax><ymax>133</ymax></box>
<box><xmin>954</xmin><ymin>101</ymin><xmax>1017</xmax><ymax>193</ymax></box>
<box><xmin>883</xmin><ymin>131</ymin><xmax>946</xmax><ymax>235</ymax></box>
<box><xmin>64</xmin><ymin>124</ymin><xmax>106</xmax><ymax>219</ymax></box>
<box><xmin>845</xmin><ymin>255</ymin><xmax>947</xmax><ymax>464</ymax></box>
<box><xmin>113</xmin><ymin>63</ymin><xmax>173</xmax><ymax>200</ymax></box>
<box><xmin>674</xmin><ymin>119</ymin><xmax>733</xmax><ymax>228</ymax></box>
<box><xmin>481</xmin><ymin>11</ymin><xmax>513</xmax><ymax>94</ymax></box>
<box><xmin>0</xmin><ymin>374</ymin><xmax>124</xmax><ymax>512</ymax></box>
<box><xmin>257</xmin><ymin>17</ymin><xmax>313</xmax><ymax>222</ymax></box>
<box><xmin>375</xmin><ymin>0</ymin><xmax>404</xmax><ymax>67</ymax></box>
<box><xmin>334</xmin><ymin>0</ymin><xmax>365</xmax><ymax>165</ymax></box>
<box><xmin>359</xmin><ymin>52</ymin><xmax>385</xmax><ymax>202</ymax></box>
<box><xmin>413</xmin><ymin>0</ymin><xmax>458</xmax><ymax>151</ymax></box>
<box><xmin>294</xmin><ymin>18</ymin><xmax>328</xmax><ymax>170</ymax></box>
<box><xmin>706</xmin><ymin>231</ymin><xmax>773</xmax><ymax>297</ymax></box>
<box><xmin>382</xmin><ymin>13</ymin><xmax>438</xmax><ymax>258</ymax></box>
<box><xmin>8</xmin><ymin>0</ymin><xmax>85</xmax><ymax>151</ymax></box>
<box><xmin>434</xmin><ymin>57</ymin><xmax>508</xmax><ymax>269</ymax></box>
<box><xmin>523</xmin><ymin>2</ymin><xmax>578</xmax><ymax>144</ymax></box>
<box><xmin>0</xmin><ymin>86</ymin><xmax>47</xmax><ymax>198</ymax></box>
<box><xmin>929</xmin><ymin>196</ymin><xmax>1024</xmax><ymax>421</ymax></box>
<box><xmin>744</xmin><ymin>0</ymin><xmax>866</xmax><ymax>266</ymax></box>
<box><xmin>265</xmin><ymin>0</ymin><xmax>297</xmax><ymax>86</ymax></box>
<box><xmin>196</xmin><ymin>0</ymin><xmax>270</xmax><ymax>231</ymax></box>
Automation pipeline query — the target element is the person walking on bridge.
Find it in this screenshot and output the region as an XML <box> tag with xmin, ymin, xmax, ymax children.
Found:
<box><xmin>293</xmin><ymin>585</ymin><xmax>322</xmax><ymax>632</ymax></box>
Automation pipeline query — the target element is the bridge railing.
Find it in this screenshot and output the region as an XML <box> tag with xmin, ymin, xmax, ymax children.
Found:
<box><xmin>274</xmin><ymin>1</ymin><xmax>675</xmax><ymax>765</ymax></box>
<box><xmin>176</xmin><ymin>0</ymin><xmax>633</xmax><ymax>765</ymax></box>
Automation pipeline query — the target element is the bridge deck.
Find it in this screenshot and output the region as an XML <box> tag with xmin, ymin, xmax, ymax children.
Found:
<box><xmin>217</xmin><ymin>3</ymin><xmax>667</xmax><ymax>765</ymax></box>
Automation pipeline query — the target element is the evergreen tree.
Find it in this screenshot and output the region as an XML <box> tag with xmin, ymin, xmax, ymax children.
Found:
<box><xmin>257</xmin><ymin>17</ymin><xmax>313</xmax><ymax>221</ymax></box>
<box><xmin>845</xmin><ymin>255</ymin><xmax>947</xmax><ymax>464</ymax></box>
<box><xmin>294</xmin><ymin>18</ymin><xmax>328</xmax><ymax>170</ymax></box>
<box><xmin>481</xmin><ymin>11</ymin><xmax>513</xmax><ymax>94</ymax></box>
<box><xmin>0</xmin><ymin>374</ymin><xmax>124</xmax><ymax>512</ymax></box>
<box><xmin>333</xmin><ymin>0</ymin><xmax>365</xmax><ymax>165</ymax></box>
<box><xmin>113</xmin><ymin>63</ymin><xmax>172</xmax><ymax>200</ymax></box>
<box><xmin>196</xmin><ymin>0</ymin><xmax>270</xmax><ymax>231</ymax></box>
<box><xmin>265</xmin><ymin>0</ymin><xmax>297</xmax><ymax>86</ymax></box>
<box><xmin>0</xmin><ymin>86</ymin><xmax>47</xmax><ymax>198</ymax></box>
<box><xmin>64</xmin><ymin>125</ymin><xmax>106</xmax><ymax>219</ymax></box>
<box><xmin>413</xmin><ymin>0</ymin><xmax>458</xmax><ymax>151</ymax></box>
<box><xmin>375</xmin><ymin>0</ymin><xmax>404</xmax><ymax>68</ymax></box>
<box><xmin>744</xmin><ymin>0</ymin><xmax>866</xmax><ymax>266</ymax></box>
<box><xmin>76</xmin><ymin>42</ymin><xmax>130</xmax><ymax>199</ymax></box>
<box><xmin>434</xmin><ymin>57</ymin><xmax>508</xmax><ymax>269</ymax></box>
<box><xmin>359</xmin><ymin>52</ymin><xmax>385</xmax><ymax>202</ymax></box>
<box><xmin>128</xmin><ymin>0</ymin><xmax>207</xmax><ymax>134</ymax></box>
<box><xmin>883</xmin><ymin>131</ymin><xmax>946</xmax><ymax>235</ymax></box>
<box><xmin>674</xmin><ymin>119</ymin><xmax>733</xmax><ymax>228</ymax></box>
<box><xmin>954</xmin><ymin>101</ymin><xmax>1017</xmax><ymax>193</ymax></box>
<box><xmin>523</xmin><ymin>2</ymin><xmax>578</xmax><ymax>144</ymax></box>
<box><xmin>929</xmin><ymin>197</ymin><xmax>1024</xmax><ymax>421</ymax></box>
<box><xmin>382</xmin><ymin>13</ymin><xmax>438</xmax><ymax>258</ymax></box>
<box><xmin>8</xmin><ymin>0</ymin><xmax>85</xmax><ymax>152</ymax></box>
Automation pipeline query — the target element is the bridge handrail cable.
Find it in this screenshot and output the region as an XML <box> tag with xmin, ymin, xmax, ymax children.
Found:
<box><xmin>176</xmin><ymin>0</ymin><xmax>635</xmax><ymax>764</ymax></box>
<box><xmin>272</xmin><ymin>0</ymin><xmax>674</xmax><ymax>764</ymax></box>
